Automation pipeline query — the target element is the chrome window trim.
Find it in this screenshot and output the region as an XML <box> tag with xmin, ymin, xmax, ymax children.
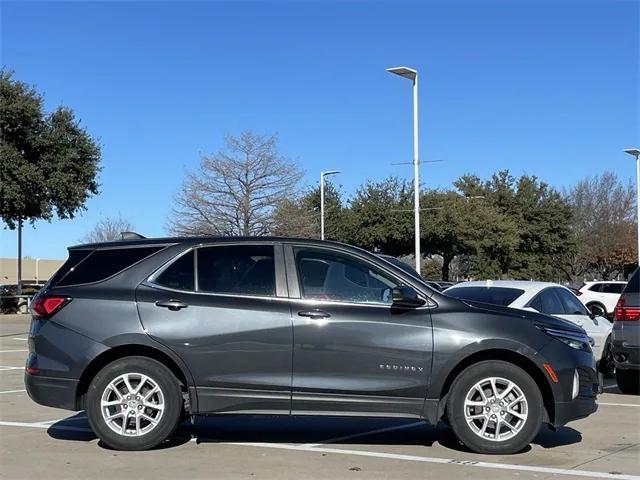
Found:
<box><xmin>143</xmin><ymin>281</ymin><xmax>435</xmax><ymax>309</ymax></box>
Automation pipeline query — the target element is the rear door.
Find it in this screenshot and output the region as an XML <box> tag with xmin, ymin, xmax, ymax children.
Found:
<box><xmin>136</xmin><ymin>242</ymin><xmax>293</xmax><ymax>414</ymax></box>
<box><xmin>286</xmin><ymin>244</ymin><xmax>433</xmax><ymax>417</ymax></box>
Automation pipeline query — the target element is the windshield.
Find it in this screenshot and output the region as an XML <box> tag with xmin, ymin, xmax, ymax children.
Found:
<box><xmin>445</xmin><ymin>286</ymin><xmax>525</xmax><ymax>306</ymax></box>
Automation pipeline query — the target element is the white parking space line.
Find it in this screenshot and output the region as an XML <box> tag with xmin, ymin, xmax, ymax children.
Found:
<box><xmin>0</xmin><ymin>389</ymin><xmax>26</xmax><ymax>394</ymax></box>
<box><xmin>0</xmin><ymin>419</ymin><xmax>638</xmax><ymax>479</ymax></box>
<box><xmin>12</xmin><ymin>338</ymin><xmax>28</xmax><ymax>341</ymax></box>
<box><xmin>302</xmin><ymin>420</ymin><xmax>425</xmax><ymax>448</ymax></box>
<box><xmin>0</xmin><ymin>366</ymin><xmax>24</xmax><ymax>371</ymax></box>
<box><xmin>599</xmin><ymin>402</ymin><xmax>640</xmax><ymax>407</ymax></box>
<box><xmin>224</xmin><ymin>442</ymin><xmax>640</xmax><ymax>480</ymax></box>
<box><xmin>0</xmin><ymin>349</ymin><xmax>28</xmax><ymax>353</ymax></box>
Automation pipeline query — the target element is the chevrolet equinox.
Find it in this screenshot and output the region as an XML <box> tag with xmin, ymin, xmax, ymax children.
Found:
<box><xmin>25</xmin><ymin>237</ymin><xmax>598</xmax><ymax>454</ymax></box>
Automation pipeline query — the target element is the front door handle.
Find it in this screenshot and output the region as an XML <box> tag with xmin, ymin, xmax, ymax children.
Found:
<box><xmin>298</xmin><ymin>309</ymin><xmax>330</xmax><ymax>319</ymax></box>
<box><xmin>155</xmin><ymin>300</ymin><xmax>188</xmax><ymax>311</ymax></box>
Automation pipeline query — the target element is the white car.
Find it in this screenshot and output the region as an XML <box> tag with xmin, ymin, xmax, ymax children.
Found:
<box><xmin>577</xmin><ymin>281</ymin><xmax>627</xmax><ymax>318</ymax></box>
<box><xmin>445</xmin><ymin>280</ymin><xmax>613</xmax><ymax>371</ymax></box>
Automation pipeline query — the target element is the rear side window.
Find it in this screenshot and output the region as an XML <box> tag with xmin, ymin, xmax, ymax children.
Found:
<box><xmin>529</xmin><ymin>289</ymin><xmax>564</xmax><ymax>314</ymax></box>
<box><xmin>46</xmin><ymin>249</ymin><xmax>92</xmax><ymax>287</ymax></box>
<box><xmin>197</xmin><ymin>245</ymin><xmax>275</xmax><ymax>296</ymax></box>
<box><xmin>445</xmin><ymin>287</ymin><xmax>525</xmax><ymax>306</ymax></box>
<box><xmin>588</xmin><ymin>283</ymin><xmax>603</xmax><ymax>292</ymax></box>
<box><xmin>625</xmin><ymin>269</ymin><xmax>639</xmax><ymax>294</ymax></box>
<box><xmin>154</xmin><ymin>250</ymin><xmax>195</xmax><ymax>291</ymax></box>
<box><xmin>57</xmin><ymin>247</ymin><xmax>163</xmax><ymax>286</ymax></box>
<box><xmin>602</xmin><ymin>283</ymin><xmax>625</xmax><ymax>294</ymax></box>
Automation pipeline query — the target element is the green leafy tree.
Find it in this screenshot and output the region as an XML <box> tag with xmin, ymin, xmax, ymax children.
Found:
<box><xmin>272</xmin><ymin>181</ymin><xmax>343</xmax><ymax>239</ymax></box>
<box><xmin>454</xmin><ymin>171</ymin><xmax>573</xmax><ymax>280</ymax></box>
<box><xmin>340</xmin><ymin>177</ymin><xmax>414</xmax><ymax>256</ymax></box>
<box><xmin>0</xmin><ymin>70</ymin><xmax>101</xmax><ymax>228</ymax></box>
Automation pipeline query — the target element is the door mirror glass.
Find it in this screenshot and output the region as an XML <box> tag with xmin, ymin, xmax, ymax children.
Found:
<box><xmin>391</xmin><ymin>286</ymin><xmax>426</xmax><ymax>308</ymax></box>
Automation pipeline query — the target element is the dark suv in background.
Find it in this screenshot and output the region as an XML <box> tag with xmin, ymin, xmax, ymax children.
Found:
<box><xmin>612</xmin><ymin>268</ymin><xmax>640</xmax><ymax>394</ymax></box>
<box><xmin>26</xmin><ymin>237</ymin><xmax>598</xmax><ymax>453</ymax></box>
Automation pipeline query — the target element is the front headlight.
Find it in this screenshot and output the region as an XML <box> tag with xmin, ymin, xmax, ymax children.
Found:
<box><xmin>540</xmin><ymin>327</ymin><xmax>592</xmax><ymax>352</ymax></box>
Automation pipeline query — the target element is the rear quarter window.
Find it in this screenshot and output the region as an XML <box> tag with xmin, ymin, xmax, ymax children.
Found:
<box><xmin>57</xmin><ymin>246</ymin><xmax>164</xmax><ymax>286</ymax></box>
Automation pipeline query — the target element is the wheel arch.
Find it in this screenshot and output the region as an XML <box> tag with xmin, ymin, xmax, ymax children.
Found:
<box><xmin>75</xmin><ymin>344</ymin><xmax>194</xmax><ymax>411</ymax></box>
<box><xmin>435</xmin><ymin>348</ymin><xmax>555</xmax><ymax>425</ymax></box>
<box><xmin>585</xmin><ymin>301</ymin><xmax>607</xmax><ymax>315</ymax></box>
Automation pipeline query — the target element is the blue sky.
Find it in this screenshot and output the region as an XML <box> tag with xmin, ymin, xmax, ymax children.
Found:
<box><xmin>1</xmin><ymin>0</ymin><xmax>638</xmax><ymax>259</ymax></box>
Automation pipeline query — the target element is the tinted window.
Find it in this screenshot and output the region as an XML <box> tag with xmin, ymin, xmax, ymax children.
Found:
<box><xmin>588</xmin><ymin>283</ymin><xmax>603</xmax><ymax>292</ymax></box>
<box><xmin>554</xmin><ymin>288</ymin><xmax>588</xmax><ymax>315</ymax></box>
<box><xmin>295</xmin><ymin>248</ymin><xmax>399</xmax><ymax>304</ymax></box>
<box><xmin>445</xmin><ymin>287</ymin><xmax>525</xmax><ymax>306</ymax></box>
<box><xmin>155</xmin><ymin>251</ymin><xmax>195</xmax><ymax>291</ymax></box>
<box><xmin>47</xmin><ymin>249</ymin><xmax>92</xmax><ymax>287</ymax></box>
<box><xmin>602</xmin><ymin>283</ymin><xmax>625</xmax><ymax>294</ymax></box>
<box><xmin>58</xmin><ymin>247</ymin><xmax>163</xmax><ymax>286</ymax></box>
<box><xmin>197</xmin><ymin>245</ymin><xmax>275</xmax><ymax>296</ymax></box>
<box><xmin>625</xmin><ymin>269</ymin><xmax>639</xmax><ymax>295</ymax></box>
<box><xmin>529</xmin><ymin>289</ymin><xmax>564</xmax><ymax>314</ymax></box>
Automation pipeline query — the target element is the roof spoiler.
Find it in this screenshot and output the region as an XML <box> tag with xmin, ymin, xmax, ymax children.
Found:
<box><xmin>120</xmin><ymin>231</ymin><xmax>146</xmax><ymax>240</ymax></box>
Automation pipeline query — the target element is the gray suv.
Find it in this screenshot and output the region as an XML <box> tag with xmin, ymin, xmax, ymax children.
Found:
<box><xmin>612</xmin><ymin>267</ymin><xmax>640</xmax><ymax>393</ymax></box>
<box><xmin>25</xmin><ymin>237</ymin><xmax>598</xmax><ymax>454</ymax></box>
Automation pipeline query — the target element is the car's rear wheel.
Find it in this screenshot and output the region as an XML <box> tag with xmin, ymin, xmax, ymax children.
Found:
<box><xmin>616</xmin><ymin>369</ymin><xmax>640</xmax><ymax>394</ymax></box>
<box><xmin>446</xmin><ymin>360</ymin><xmax>543</xmax><ymax>454</ymax></box>
<box><xmin>86</xmin><ymin>356</ymin><xmax>183</xmax><ymax>450</ymax></box>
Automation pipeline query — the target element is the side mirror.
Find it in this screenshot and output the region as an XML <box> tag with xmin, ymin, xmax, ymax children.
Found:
<box><xmin>392</xmin><ymin>286</ymin><xmax>426</xmax><ymax>308</ymax></box>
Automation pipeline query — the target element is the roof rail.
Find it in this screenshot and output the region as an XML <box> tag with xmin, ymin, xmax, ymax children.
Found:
<box><xmin>120</xmin><ymin>231</ymin><xmax>146</xmax><ymax>240</ymax></box>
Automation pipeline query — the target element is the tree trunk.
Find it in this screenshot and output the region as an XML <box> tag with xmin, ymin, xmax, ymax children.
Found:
<box><xmin>441</xmin><ymin>253</ymin><xmax>453</xmax><ymax>281</ymax></box>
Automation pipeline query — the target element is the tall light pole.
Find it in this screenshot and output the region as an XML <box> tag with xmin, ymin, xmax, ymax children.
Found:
<box><xmin>624</xmin><ymin>148</ymin><xmax>640</xmax><ymax>266</ymax></box>
<box><xmin>387</xmin><ymin>66</ymin><xmax>420</xmax><ymax>273</ymax></box>
<box><xmin>320</xmin><ymin>170</ymin><xmax>340</xmax><ymax>240</ymax></box>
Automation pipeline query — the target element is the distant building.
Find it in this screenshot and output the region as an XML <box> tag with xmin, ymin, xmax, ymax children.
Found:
<box><xmin>0</xmin><ymin>258</ymin><xmax>64</xmax><ymax>285</ymax></box>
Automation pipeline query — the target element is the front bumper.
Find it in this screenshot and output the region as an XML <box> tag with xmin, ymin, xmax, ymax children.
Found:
<box><xmin>539</xmin><ymin>341</ymin><xmax>599</xmax><ymax>428</ymax></box>
<box><xmin>24</xmin><ymin>371</ymin><xmax>79</xmax><ymax>410</ymax></box>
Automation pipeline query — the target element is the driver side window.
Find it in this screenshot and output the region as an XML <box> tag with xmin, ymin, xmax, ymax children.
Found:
<box><xmin>294</xmin><ymin>247</ymin><xmax>400</xmax><ymax>305</ymax></box>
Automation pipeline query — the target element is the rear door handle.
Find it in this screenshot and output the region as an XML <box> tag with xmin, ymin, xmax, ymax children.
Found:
<box><xmin>298</xmin><ymin>309</ymin><xmax>330</xmax><ymax>319</ymax></box>
<box><xmin>155</xmin><ymin>300</ymin><xmax>188</xmax><ymax>311</ymax></box>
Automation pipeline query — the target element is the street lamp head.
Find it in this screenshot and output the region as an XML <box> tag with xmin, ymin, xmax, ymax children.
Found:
<box><xmin>386</xmin><ymin>66</ymin><xmax>417</xmax><ymax>81</ymax></box>
<box><xmin>624</xmin><ymin>148</ymin><xmax>640</xmax><ymax>157</ymax></box>
<box><xmin>321</xmin><ymin>170</ymin><xmax>341</xmax><ymax>177</ymax></box>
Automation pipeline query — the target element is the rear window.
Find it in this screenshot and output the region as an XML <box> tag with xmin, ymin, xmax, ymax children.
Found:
<box><xmin>57</xmin><ymin>246</ymin><xmax>163</xmax><ymax>286</ymax></box>
<box><xmin>446</xmin><ymin>286</ymin><xmax>525</xmax><ymax>306</ymax></box>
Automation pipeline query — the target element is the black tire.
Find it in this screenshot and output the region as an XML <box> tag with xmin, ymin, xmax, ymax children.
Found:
<box><xmin>446</xmin><ymin>360</ymin><xmax>543</xmax><ymax>454</ymax></box>
<box><xmin>616</xmin><ymin>369</ymin><xmax>640</xmax><ymax>395</ymax></box>
<box><xmin>598</xmin><ymin>337</ymin><xmax>615</xmax><ymax>378</ymax></box>
<box><xmin>587</xmin><ymin>302</ymin><xmax>607</xmax><ymax>318</ymax></box>
<box><xmin>86</xmin><ymin>356</ymin><xmax>183</xmax><ymax>450</ymax></box>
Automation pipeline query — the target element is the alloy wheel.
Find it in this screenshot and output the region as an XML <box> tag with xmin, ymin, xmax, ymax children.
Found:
<box><xmin>100</xmin><ymin>372</ymin><xmax>165</xmax><ymax>437</ymax></box>
<box><xmin>463</xmin><ymin>376</ymin><xmax>528</xmax><ymax>442</ymax></box>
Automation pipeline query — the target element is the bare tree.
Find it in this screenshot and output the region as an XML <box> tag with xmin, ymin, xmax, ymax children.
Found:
<box><xmin>168</xmin><ymin>131</ymin><xmax>303</xmax><ymax>236</ymax></box>
<box><xmin>83</xmin><ymin>216</ymin><xmax>134</xmax><ymax>243</ymax></box>
<box><xmin>566</xmin><ymin>171</ymin><xmax>636</xmax><ymax>280</ymax></box>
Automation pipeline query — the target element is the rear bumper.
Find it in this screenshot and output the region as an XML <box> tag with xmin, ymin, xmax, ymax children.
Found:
<box><xmin>24</xmin><ymin>372</ymin><xmax>78</xmax><ymax>410</ymax></box>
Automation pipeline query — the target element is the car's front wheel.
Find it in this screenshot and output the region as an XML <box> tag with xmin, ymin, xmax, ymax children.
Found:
<box><xmin>86</xmin><ymin>356</ymin><xmax>183</xmax><ymax>450</ymax></box>
<box><xmin>446</xmin><ymin>360</ymin><xmax>543</xmax><ymax>454</ymax></box>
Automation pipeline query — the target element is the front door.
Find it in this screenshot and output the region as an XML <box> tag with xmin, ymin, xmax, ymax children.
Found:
<box><xmin>136</xmin><ymin>243</ymin><xmax>292</xmax><ymax>414</ymax></box>
<box><xmin>286</xmin><ymin>245</ymin><xmax>433</xmax><ymax>417</ymax></box>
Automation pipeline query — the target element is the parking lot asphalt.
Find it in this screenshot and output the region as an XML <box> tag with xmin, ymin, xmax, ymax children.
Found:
<box><xmin>1</xmin><ymin>314</ymin><xmax>639</xmax><ymax>480</ymax></box>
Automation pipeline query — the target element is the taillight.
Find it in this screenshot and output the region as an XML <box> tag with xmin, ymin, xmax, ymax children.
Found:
<box><xmin>613</xmin><ymin>298</ymin><xmax>640</xmax><ymax>322</ymax></box>
<box><xmin>575</xmin><ymin>291</ymin><xmax>582</xmax><ymax>296</ymax></box>
<box><xmin>31</xmin><ymin>295</ymin><xmax>70</xmax><ymax>318</ymax></box>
